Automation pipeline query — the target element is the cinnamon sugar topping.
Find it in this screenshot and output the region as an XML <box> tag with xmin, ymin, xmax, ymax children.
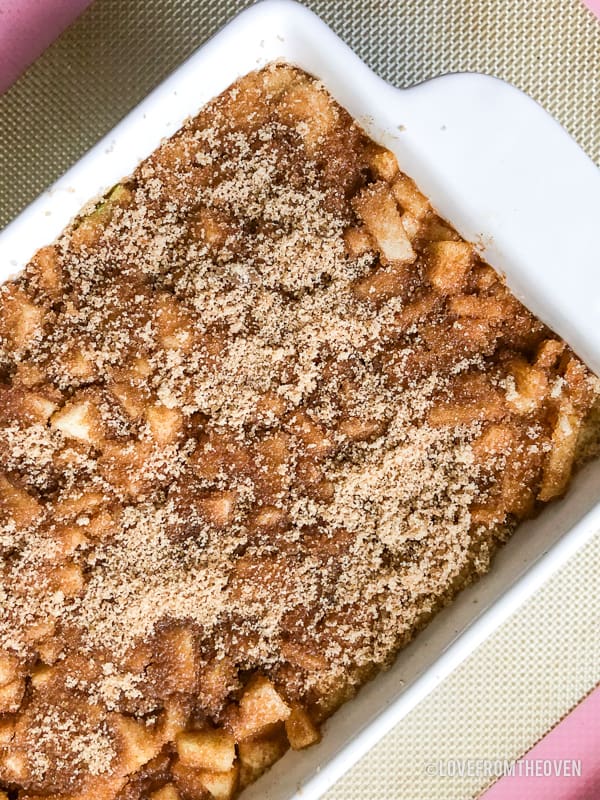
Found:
<box><xmin>0</xmin><ymin>65</ymin><xmax>598</xmax><ymax>798</ymax></box>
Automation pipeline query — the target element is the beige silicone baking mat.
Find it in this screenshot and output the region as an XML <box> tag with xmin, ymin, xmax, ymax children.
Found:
<box><xmin>1</xmin><ymin>1</ymin><xmax>599</xmax><ymax>798</ymax></box>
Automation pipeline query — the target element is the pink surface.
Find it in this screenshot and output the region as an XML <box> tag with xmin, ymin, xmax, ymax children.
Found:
<box><xmin>481</xmin><ymin>685</ymin><xmax>600</xmax><ymax>800</ymax></box>
<box><xmin>582</xmin><ymin>0</ymin><xmax>600</xmax><ymax>18</ymax></box>
<box><xmin>0</xmin><ymin>0</ymin><xmax>94</xmax><ymax>94</ymax></box>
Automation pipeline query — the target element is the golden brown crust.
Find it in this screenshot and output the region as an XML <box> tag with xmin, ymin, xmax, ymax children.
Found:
<box><xmin>0</xmin><ymin>64</ymin><xmax>598</xmax><ymax>799</ymax></box>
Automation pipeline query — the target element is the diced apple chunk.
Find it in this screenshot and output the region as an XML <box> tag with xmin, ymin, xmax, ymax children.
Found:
<box><xmin>108</xmin><ymin>183</ymin><xmax>133</xmax><ymax>208</ymax></box>
<box><xmin>112</xmin><ymin>714</ymin><xmax>160</xmax><ymax>777</ymax></box>
<box><xmin>53</xmin><ymin>491</ymin><xmax>105</xmax><ymax>521</ymax></box>
<box><xmin>155</xmin><ymin>294</ymin><xmax>195</xmax><ymax>353</ymax></box>
<box><xmin>343</xmin><ymin>226</ymin><xmax>373</xmax><ymax>258</ymax></box>
<box><xmin>277</xmin><ymin>80</ymin><xmax>338</xmax><ymax>151</ymax></box>
<box><xmin>191</xmin><ymin>207</ymin><xmax>231</xmax><ymax>247</ymax></box>
<box><xmin>401</xmin><ymin>211</ymin><xmax>421</xmax><ymax>241</ymax></box>
<box><xmin>30</xmin><ymin>664</ymin><xmax>57</xmax><ymax>690</ymax></box>
<box><xmin>0</xmin><ymin>717</ymin><xmax>15</xmax><ymax>745</ymax></box>
<box><xmin>505</xmin><ymin>358</ymin><xmax>548</xmax><ymax>414</ymax></box>
<box><xmin>198</xmin><ymin>766</ymin><xmax>239</xmax><ymax>800</ymax></box>
<box><xmin>36</xmin><ymin>637</ymin><xmax>62</xmax><ymax>666</ymax></box>
<box><xmin>230</xmin><ymin>676</ymin><xmax>290</xmax><ymax>740</ymax></box>
<box><xmin>145</xmin><ymin>404</ymin><xmax>183</xmax><ymax>445</ymax></box>
<box><xmin>109</xmin><ymin>381</ymin><xmax>145</xmax><ymax>419</ymax></box>
<box><xmin>199</xmin><ymin>491</ymin><xmax>237</xmax><ymax>527</ymax></box>
<box><xmin>535</xmin><ymin>339</ymin><xmax>565</xmax><ymax>370</ymax></box>
<box><xmin>391</xmin><ymin>173</ymin><xmax>430</xmax><ymax>219</ymax></box>
<box><xmin>472</xmin><ymin>423</ymin><xmax>516</xmax><ymax>459</ymax></box>
<box><xmin>338</xmin><ymin>417</ymin><xmax>384</xmax><ymax>442</ymax></box>
<box><xmin>353</xmin><ymin>262</ymin><xmax>411</xmax><ymax>305</ymax></box>
<box><xmin>0</xmin><ymin>652</ymin><xmax>18</xmax><ymax>688</ymax></box>
<box><xmin>54</xmin><ymin>524</ymin><xmax>88</xmax><ymax>557</ymax></box>
<box><xmin>24</xmin><ymin>620</ymin><xmax>55</xmax><ymax>644</ymax></box>
<box><xmin>238</xmin><ymin>733</ymin><xmax>288</xmax><ymax>789</ymax></box>
<box><xmin>150</xmin><ymin>785</ymin><xmax>180</xmax><ymax>800</ymax></box>
<box><xmin>176</xmin><ymin>728</ymin><xmax>236</xmax><ymax>771</ymax></box>
<box><xmin>366</xmin><ymin>145</ymin><xmax>399</xmax><ymax>182</ymax></box>
<box><xmin>50</xmin><ymin>563</ymin><xmax>84</xmax><ymax>597</ymax></box>
<box><xmin>23</xmin><ymin>392</ymin><xmax>57</xmax><ymax>423</ymax></box>
<box><xmin>199</xmin><ymin>657</ymin><xmax>238</xmax><ymax>717</ymax></box>
<box><xmin>62</xmin><ymin>347</ymin><xmax>97</xmax><ymax>382</ymax></box>
<box><xmin>449</xmin><ymin>294</ymin><xmax>505</xmax><ymax>321</ymax></box>
<box><xmin>285</xmin><ymin>704</ymin><xmax>321</xmax><ymax>750</ymax></box>
<box><xmin>0</xmin><ymin>749</ymin><xmax>28</xmax><ymax>783</ymax></box>
<box><xmin>0</xmin><ymin>678</ymin><xmax>25</xmax><ymax>714</ymax></box>
<box><xmin>70</xmin><ymin>185</ymin><xmax>131</xmax><ymax>250</ymax></box>
<box><xmin>352</xmin><ymin>182</ymin><xmax>415</xmax><ymax>264</ymax></box>
<box><xmin>288</xmin><ymin>410</ymin><xmax>332</xmax><ymax>457</ymax></box>
<box><xmin>279</xmin><ymin>640</ymin><xmax>328</xmax><ymax>672</ymax></box>
<box><xmin>0</xmin><ymin>475</ymin><xmax>41</xmax><ymax>528</ymax></box>
<box><xmin>538</xmin><ymin>400</ymin><xmax>581</xmax><ymax>501</ymax></box>
<box><xmin>157</xmin><ymin>697</ymin><xmax>189</xmax><ymax>744</ymax></box>
<box><xmin>158</xmin><ymin>626</ymin><xmax>198</xmax><ymax>693</ymax></box>
<box><xmin>30</xmin><ymin>246</ymin><xmax>61</xmax><ymax>296</ymax></box>
<box><xmin>0</xmin><ymin>285</ymin><xmax>43</xmax><ymax>349</ymax></box>
<box><xmin>51</xmin><ymin>400</ymin><xmax>102</xmax><ymax>443</ymax></box>
<box><xmin>14</xmin><ymin>362</ymin><xmax>45</xmax><ymax>387</ymax></box>
<box><xmin>251</xmin><ymin>505</ymin><xmax>287</xmax><ymax>528</ymax></box>
<box><xmin>427</xmin><ymin>241</ymin><xmax>473</xmax><ymax>293</ymax></box>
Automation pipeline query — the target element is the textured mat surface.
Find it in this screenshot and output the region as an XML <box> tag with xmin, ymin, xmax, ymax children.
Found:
<box><xmin>325</xmin><ymin>532</ymin><xmax>600</xmax><ymax>800</ymax></box>
<box><xmin>1</xmin><ymin>0</ymin><xmax>599</xmax><ymax>228</ymax></box>
<box><xmin>1</xmin><ymin>2</ymin><xmax>599</xmax><ymax>799</ymax></box>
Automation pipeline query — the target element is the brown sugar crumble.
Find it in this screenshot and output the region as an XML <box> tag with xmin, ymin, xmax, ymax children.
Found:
<box><xmin>0</xmin><ymin>64</ymin><xmax>599</xmax><ymax>799</ymax></box>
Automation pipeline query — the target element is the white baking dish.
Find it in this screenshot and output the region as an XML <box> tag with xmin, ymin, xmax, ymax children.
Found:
<box><xmin>2</xmin><ymin>2</ymin><xmax>600</xmax><ymax>798</ymax></box>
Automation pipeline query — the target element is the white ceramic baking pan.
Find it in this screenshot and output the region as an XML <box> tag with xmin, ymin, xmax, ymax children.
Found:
<box><xmin>2</xmin><ymin>2</ymin><xmax>600</xmax><ymax>798</ymax></box>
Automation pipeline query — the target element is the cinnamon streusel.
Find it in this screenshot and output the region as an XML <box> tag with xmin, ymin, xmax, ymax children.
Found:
<box><xmin>0</xmin><ymin>64</ymin><xmax>598</xmax><ymax>800</ymax></box>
